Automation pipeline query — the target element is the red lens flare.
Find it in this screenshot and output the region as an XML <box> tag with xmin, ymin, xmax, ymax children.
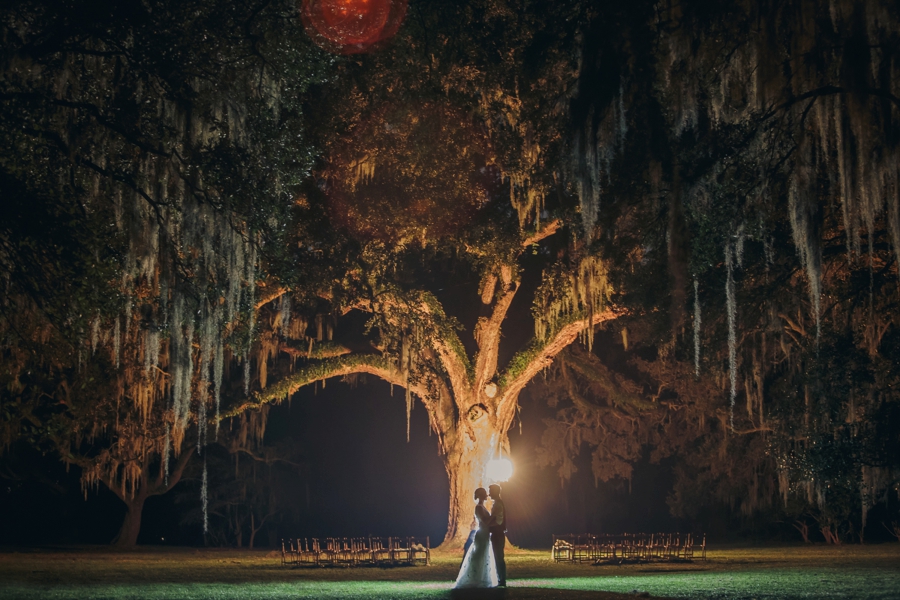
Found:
<box><xmin>301</xmin><ymin>0</ymin><xmax>407</xmax><ymax>55</ymax></box>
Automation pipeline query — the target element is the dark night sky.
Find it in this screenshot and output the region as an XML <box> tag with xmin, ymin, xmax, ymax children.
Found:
<box><xmin>272</xmin><ymin>379</ymin><xmax>450</xmax><ymax>541</ymax></box>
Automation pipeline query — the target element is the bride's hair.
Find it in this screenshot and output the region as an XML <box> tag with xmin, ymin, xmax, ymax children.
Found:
<box><xmin>473</xmin><ymin>487</ymin><xmax>487</xmax><ymax>501</ymax></box>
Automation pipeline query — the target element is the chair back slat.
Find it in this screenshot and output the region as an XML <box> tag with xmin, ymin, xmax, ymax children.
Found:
<box><xmin>549</xmin><ymin>532</ymin><xmax>705</xmax><ymax>564</ymax></box>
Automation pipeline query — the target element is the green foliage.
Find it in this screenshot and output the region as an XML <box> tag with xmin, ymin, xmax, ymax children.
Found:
<box><xmin>498</xmin><ymin>340</ymin><xmax>546</xmax><ymax>390</ymax></box>
<box><xmin>0</xmin><ymin>141</ymin><xmax>125</xmax><ymax>339</ymax></box>
<box><xmin>0</xmin><ymin>0</ymin><xmax>334</xmax><ymax>306</ymax></box>
<box><xmin>0</xmin><ymin>0</ymin><xmax>335</xmax><ymax>542</ymax></box>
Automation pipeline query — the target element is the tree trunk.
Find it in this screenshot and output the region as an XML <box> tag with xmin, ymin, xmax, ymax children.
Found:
<box><xmin>113</xmin><ymin>494</ymin><xmax>146</xmax><ymax>548</ymax></box>
<box><xmin>106</xmin><ymin>447</ymin><xmax>193</xmax><ymax>549</ymax></box>
<box><xmin>100</xmin><ymin>445</ymin><xmax>194</xmax><ymax>548</ymax></box>
<box><xmin>235</xmin><ymin>511</ymin><xmax>243</xmax><ymax>547</ymax></box>
<box><xmin>440</xmin><ymin>412</ymin><xmax>508</xmax><ymax>549</ymax></box>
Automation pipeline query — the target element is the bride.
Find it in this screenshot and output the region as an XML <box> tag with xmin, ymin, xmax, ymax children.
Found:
<box><xmin>453</xmin><ymin>487</ymin><xmax>498</xmax><ymax>588</ymax></box>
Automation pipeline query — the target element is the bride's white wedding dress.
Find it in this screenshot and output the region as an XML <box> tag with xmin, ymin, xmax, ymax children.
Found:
<box><xmin>453</xmin><ymin>503</ymin><xmax>498</xmax><ymax>589</ymax></box>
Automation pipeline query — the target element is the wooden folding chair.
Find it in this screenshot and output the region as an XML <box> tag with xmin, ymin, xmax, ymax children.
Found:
<box><xmin>371</xmin><ymin>537</ymin><xmax>393</xmax><ymax>565</ymax></box>
<box><xmin>551</xmin><ymin>534</ymin><xmax>575</xmax><ymax>562</ymax></box>
<box><xmin>315</xmin><ymin>538</ymin><xmax>337</xmax><ymax>566</ymax></box>
<box><xmin>409</xmin><ymin>536</ymin><xmax>431</xmax><ymax>566</ymax></box>
<box><xmin>333</xmin><ymin>537</ymin><xmax>356</xmax><ymax>566</ymax></box>
<box><xmin>389</xmin><ymin>536</ymin><xmax>412</xmax><ymax>564</ymax></box>
<box><xmin>351</xmin><ymin>537</ymin><xmax>372</xmax><ymax>565</ymax></box>
<box><xmin>297</xmin><ymin>538</ymin><xmax>318</xmax><ymax>565</ymax></box>
<box><xmin>280</xmin><ymin>539</ymin><xmax>293</xmax><ymax>566</ymax></box>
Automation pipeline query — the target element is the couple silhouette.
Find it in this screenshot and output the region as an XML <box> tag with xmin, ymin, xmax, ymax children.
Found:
<box><xmin>453</xmin><ymin>483</ymin><xmax>507</xmax><ymax>588</ymax></box>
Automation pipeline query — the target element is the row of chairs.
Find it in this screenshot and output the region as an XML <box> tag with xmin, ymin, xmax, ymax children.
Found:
<box><xmin>281</xmin><ymin>536</ymin><xmax>431</xmax><ymax>567</ymax></box>
<box><xmin>552</xmin><ymin>532</ymin><xmax>706</xmax><ymax>563</ymax></box>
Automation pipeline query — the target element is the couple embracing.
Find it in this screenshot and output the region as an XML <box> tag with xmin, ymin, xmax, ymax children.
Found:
<box><xmin>453</xmin><ymin>483</ymin><xmax>507</xmax><ymax>589</ymax></box>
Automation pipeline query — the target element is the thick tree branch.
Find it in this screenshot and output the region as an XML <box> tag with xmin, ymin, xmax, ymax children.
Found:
<box><xmin>156</xmin><ymin>446</ymin><xmax>195</xmax><ymax>495</ymax></box>
<box><xmin>330</xmin><ymin>290</ymin><xmax>474</xmax><ymax>397</ymax></box>
<box><xmin>424</xmin><ymin>325</ymin><xmax>472</xmax><ymax>403</ymax></box>
<box><xmin>255</xmin><ymin>283</ymin><xmax>287</xmax><ymax>309</ymax></box>
<box><xmin>220</xmin><ymin>353</ymin><xmax>428</xmax><ymax>419</ymax></box>
<box><xmin>472</xmin><ymin>221</ymin><xmax>562</xmax><ymax>395</ymax></box>
<box><xmin>522</xmin><ymin>219</ymin><xmax>561</xmax><ymax>247</ymax></box>
<box><xmin>496</xmin><ymin>307</ymin><xmax>623</xmax><ymax>425</ymax></box>
<box><xmin>371</xmin><ymin>291</ymin><xmax>473</xmax><ymax>402</ymax></box>
<box><xmin>474</xmin><ymin>265</ymin><xmax>518</xmax><ymax>394</ymax></box>
<box><xmin>209</xmin><ymin>281</ymin><xmax>467</xmax><ymax>456</ymax></box>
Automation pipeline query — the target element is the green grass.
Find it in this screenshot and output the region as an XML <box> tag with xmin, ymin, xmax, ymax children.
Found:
<box><xmin>1</xmin><ymin>545</ymin><xmax>898</xmax><ymax>599</ymax></box>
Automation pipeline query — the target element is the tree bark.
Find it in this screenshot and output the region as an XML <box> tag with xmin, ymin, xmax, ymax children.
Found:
<box><xmin>105</xmin><ymin>446</ymin><xmax>195</xmax><ymax>549</ymax></box>
<box><xmin>439</xmin><ymin>400</ymin><xmax>511</xmax><ymax>548</ymax></box>
<box><xmin>235</xmin><ymin>511</ymin><xmax>244</xmax><ymax>548</ymax></box>
<box><xmin>113</xmin><ymin>493</ymin><xmax>146</xmax><ymax>548</ymax></box>
<box><xmin>249</xmin><ymin>509</ymin><xmax>275</xmax><ymax>549</ymax></box>
<box><xmin>442</xmin><ymin>435</ymin><xmax>497</xmax><ymax>546</ymax></box>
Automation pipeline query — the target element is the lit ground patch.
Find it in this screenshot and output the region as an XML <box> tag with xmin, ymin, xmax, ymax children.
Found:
<box><xmin>0</xmin><ymin>580</ymin><xmax>637</xmax><ymax>600</ymax></box>
<box><xmin>0</xmin><ymin>545</ymin><xmax>897</xmax><ymax>599</ymax></box>
<box><xmin>513</xmin><ymin>568</ymin><xmax>900</xmax><ymax>599</ymax></box>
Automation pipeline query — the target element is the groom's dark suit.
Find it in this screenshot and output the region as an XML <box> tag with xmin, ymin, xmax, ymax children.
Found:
<box><xmin>488</xmin><ymin>498</ymin><xmax>507</xmax><ymax>586</ymax></box>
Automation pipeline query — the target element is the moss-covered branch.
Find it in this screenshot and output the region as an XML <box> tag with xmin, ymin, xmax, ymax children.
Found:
<box><xmin>473</xmin><ymin>265</ymin><xmax>519</xmax><ymax>393</ymax></box>
<box><xmin>498</xmin><ymin>307</ymin><xmax>623</xmax><ymax>399</ymax></box>
<box><xmin>521</xmin><ymin>219</ymin><xmax>561</xmax><ymax>248</ymax></box>
<box><xmin>420</xmin><ymin>291</ymin><xmax>473</xmax><ymax>381</ymax></box>
<box><xmin>220</xmin><ymin>353</ymin><xmax>406</xmax><ymax>420</ymax></box>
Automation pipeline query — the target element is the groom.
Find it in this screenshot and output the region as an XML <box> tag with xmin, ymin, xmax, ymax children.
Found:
<box><xmin>488</xmin><ymin>484</ymin><xmax>507</xmax><ymax>587</ymax></box>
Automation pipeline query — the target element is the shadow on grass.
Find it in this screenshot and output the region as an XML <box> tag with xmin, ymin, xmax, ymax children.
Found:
<box><xmin>0</xmin><ymin>582</ymin><xmax>651</xmax><ymax>600</ymax></box>
<box><xmin>449</xmin><ymin>589</ymin><xmax>643</xmax><ymax>599</ymax></box>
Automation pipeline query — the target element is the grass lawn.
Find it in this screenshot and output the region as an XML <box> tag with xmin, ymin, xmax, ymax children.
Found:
<box><xmin>0</xmin><ymin>544</ymin><xmax>898</xmax><ymax>599</ymax></box>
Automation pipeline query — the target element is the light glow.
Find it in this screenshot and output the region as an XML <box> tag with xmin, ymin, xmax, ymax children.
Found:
<box><xmin>301</xmin><ymin>0</ymin><xmax>407</xmax><ymax>55</ymax></box>
<box><xmin>486</xmin><ymin>458</ymin><xmax>513</xmax><ymax>483</ymax></box>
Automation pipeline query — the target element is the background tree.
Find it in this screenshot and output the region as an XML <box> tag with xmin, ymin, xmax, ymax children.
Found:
<box><xmin>179</xmin><ymin>434</ymin><xmax>304</xmax><ymax>548</ymax></box>
<box><xmin>536</xmin><ymin>0</ymin><xmax>900</xmax><ymax>541</ymax></box>
<box><xmin>0</xmin><ymin>0</ymin><xmax>332</xmax><ymax>546</ymax></box>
